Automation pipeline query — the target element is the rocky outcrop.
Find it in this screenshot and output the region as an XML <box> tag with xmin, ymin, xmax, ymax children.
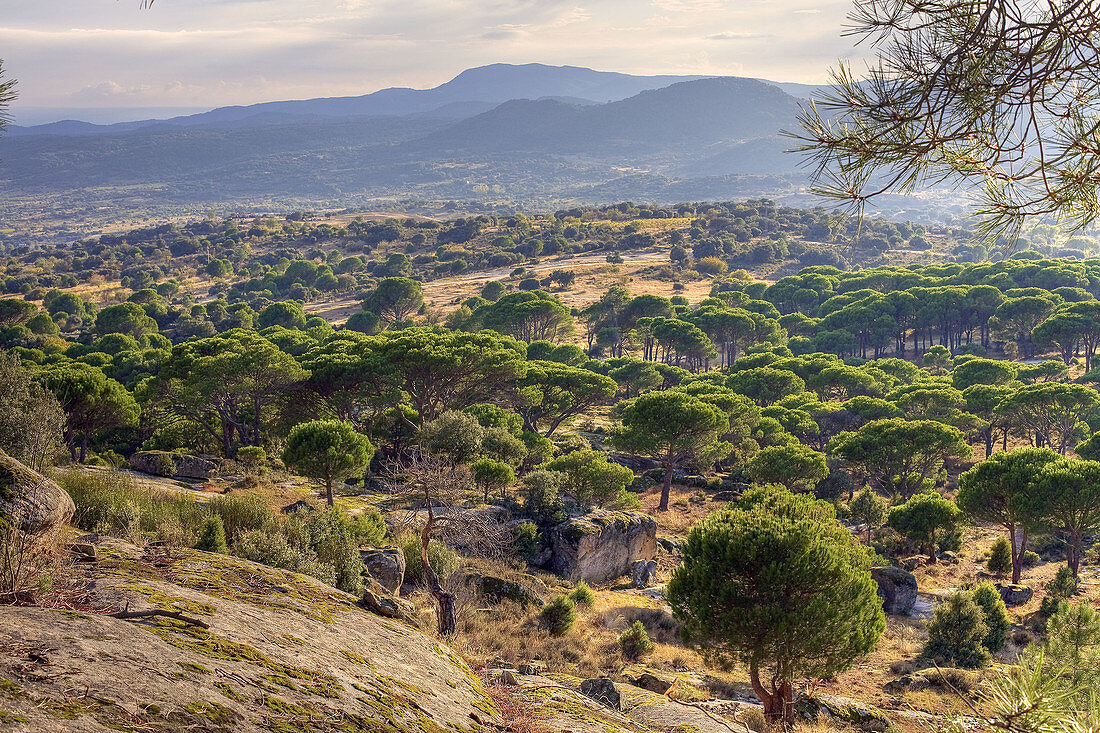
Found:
<box><xmin>360</xmin><ymin>579</ymin><xmax>416</xmax><ymax>623</ymax></box>
<box><xmin>621</xmin><ymin>665</ymin><xmax>676</xmax><ymax>694</ymax></box>
<box><xmin>0</xmin><ymin>451</ymin><xmax>74</xmax><ymax>536</ymax></box>
<box><xmin>0</xmin><ymin>537</ymin><xmax>498</xmax><ymax>733</ymax></box>
<box><xmin>997</xmin><ymin>583</ymin><xmax>1034</xmax><ymax>607</ymax></box>
<box><xmin>512</xmin><ymin>672</ymin><xmax>749</xmax><ymax>733</ymax></box>
<box><xmin>632</xmin><ymin>559</ymin><xmax>658</xmax><ymax>589</ymax></box>
<box><xmin>544</xmin><ymin>509</ymin><xmax>657</xmax><ymax>584</ymax></box>
<box><xmin>129</xmin><ymin>450</ymin><xmax>217</xmax><ymax>479</ymax></box>
<box><xmin>580</xmin><ymin>678</ymin><xmax>621</xmax><ymax>711</ymax></box>
<box><xmin>871</xmin><ymin>566</ymin><xmax>918</xmax><ymax>615</ymax></box>
<box><xmin>361</xmin><ymin>546</ymin><xmax>405</xmax><ymax>593</ymax></box>
<box><xmin>466</xmin><ymin>572</ymin><xmax>542</xmax><ymax>608</ymax></box>
<box><xmin>797</xmin><ymin>694</ymin><xmax>892</xmax><ymax>732</ymax></box>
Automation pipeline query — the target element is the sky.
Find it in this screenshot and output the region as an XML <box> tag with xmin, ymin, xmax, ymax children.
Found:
<box><xmin>2</xmin><ymin>0</ymin><xmax>866</xmax><ymax>120</ymax></box>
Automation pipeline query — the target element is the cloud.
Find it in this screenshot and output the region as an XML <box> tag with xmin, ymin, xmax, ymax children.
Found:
<box><xmin>70</xmin><ymin>81</ymin><xmax>153</xmax><ymax>101</ymax></box>
<box><xmin>706</xmin><ymin>32</ymin><xmax>772</xmax><ymax>41</ymax></box>
<box><xmin>650</xmin><ymin>0</ymin><xmax>723</xmax><ymax>11</ymax></box>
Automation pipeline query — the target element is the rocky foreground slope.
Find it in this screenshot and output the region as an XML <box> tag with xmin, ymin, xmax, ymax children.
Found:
<box><xmin>0</xmin><ymin>537</ymin><xmax>498</xmax><ymax>733</ymax></box>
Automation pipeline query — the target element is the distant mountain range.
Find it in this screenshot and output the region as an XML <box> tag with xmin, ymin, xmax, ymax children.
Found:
<box><xmin>8</xmin><ymin>64</ymin><xmax>720</xmax><ymax>137</ymax></box>
<box><xmin>0</xmin><ymin>63</ymin><xmax>857</xmax><ymax>239</ymax></box>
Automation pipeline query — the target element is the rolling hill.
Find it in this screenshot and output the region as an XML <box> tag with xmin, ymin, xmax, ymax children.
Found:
<box><xmin>0</xmin><ymin>64</ymin><xmax>832</xmax><ymax>242</ymax></box>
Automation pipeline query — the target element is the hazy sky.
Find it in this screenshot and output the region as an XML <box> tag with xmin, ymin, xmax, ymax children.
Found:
<box><xmin>3</xmin><ymin>0</ymin><xmax>865</xmax><ymax>112</ymax></box>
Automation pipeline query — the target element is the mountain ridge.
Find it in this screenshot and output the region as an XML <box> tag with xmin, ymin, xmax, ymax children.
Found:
<box><xmin>7</xmin><ymin>63</ymin><xmax>715</xmax><ymax>136</ymax></box>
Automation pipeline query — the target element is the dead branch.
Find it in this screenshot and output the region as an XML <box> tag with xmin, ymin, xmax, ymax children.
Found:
<box><xmin>111</xmin><ymin>609</ymin><xmax>210</xmax><ymax>629</ymax></box>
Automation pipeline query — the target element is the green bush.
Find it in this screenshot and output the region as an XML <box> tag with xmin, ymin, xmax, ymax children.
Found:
<box><xmin>570</xmin><ymin>580</ymin><xmax>595</xmax><ymax>606</ymax></box>
<box><xmin>349</xmin><ymin>508</ymin><xmax>387</xmax><ymax>547</ymax></box>
<box><xmin>1022</xmin><ymin>550</ymin><xmax>1041</xmax><ymax>567</ymax></box>
<box><xmin>397</xmin><ymin>533</ymin><xmax>458</xmax><ymax>586</ymax></box>
<box><xmin>208</xmin><ymin>494</ymin><xmax>277</xmax><ymax>544</ymax></box>
<box><xmin>524</xmin><ymin>469</ymin><xmax>567</xmax><ymax>525</ymax></box>
<box><xmin>924</xmin><ymin>591</ymin><xmax>992</xmax><ymax>668</ymax></box>
<box><xmin>194</xmin><ymin>515</ymin><xmax>228</xmax><ymax>554</ymax></box>
<box><xmin>236</xmin><ymin>446</ymin><xmax>267</xmax><ymax>472</ymax></box>
<box><xmin>540</xmin><ymin>594</ymin><xmax>577</xmax><ymax>636</ymax></box>
<box><xmin>1041</xmin><ymin>566</ymin><xmax>1080</xmax><ymax>617</ymax></box>
<box><xmin>619</xmin><ymin>620</ymin><xmax>655</xmax><ymax>661</ymax></box>
<box><xmin>283</xmin><ymin>508</ymin><xmax>366</xmax><ymax>595</ymax></box>
<box><xmin>986</xmin><ymin>537</ymin><xmax>1012</xmax><ymax>576</ymax></box>
<box><xmin>511</xmin><ymin>521</ymin><xmax>542</xmax><ymax>563</ymax></box>
<box><xmin>58</xmin><ymin>467</ymin><xmax>367</xmax><ymax>594</ymax></box>
<box><xmin>971</xmin><ymin>581</ymin><xmax>1010</xmax><ymax>653</ymax></box>
<box><xmin>235</xmin><ymin>530</ymin><xmax>336</xmax><ymax>588</ymax></box>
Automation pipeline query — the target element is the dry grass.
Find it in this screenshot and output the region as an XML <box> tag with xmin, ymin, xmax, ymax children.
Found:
<box><xmin>477</xmin><ymin>670</ymin><xmax>551</xmax><ymax>733</ymax></box>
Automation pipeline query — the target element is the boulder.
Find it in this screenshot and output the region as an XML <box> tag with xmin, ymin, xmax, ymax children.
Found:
<box><xmin>883</xmin><ymin>674</ymin><xmax>930</xmax><ymax>694</ymax></box>
<box><xmin>632</xmin><ymin>559</ymin><xmax>658</xmax><ymax>589</ymax></box>
<box><xmin>997</xmin><ymin>583</ymin><xmax>1034</xmax><ymax>607</ymax></box>
<box><xmin>657</xmin><ymin>537</ymin><xmax>681</xmax><ymax>554</ymax></box>
<box><xmin>871</xmin><ymin>566</ymin><xmax>918</xmax><ymax>615</ymax></box>
<box><xmin>129</xmin><ymin>450</ymin><xmax>217</xmax><ymax>479</ymax></box>
<box><xmin>580</xmin><ymin>678</ymin><xmax>621</xmax><ymax>711</ymax></box>
<box><xmin>359</xmin><ymin>580</ymin><xmax>416</xmax><ymax>623</ymax></box>
<box><xmin>517</xmin><ymin>662</ymin><xmax>544</xmax><ymax>676</ymax></box>
<box><xmin>797</xmin><ymin>694</ymin><xmax>891</xmax><ymax>732</ymax></box>
<box><xmin>281</xmin><ymin>499</ymin><xmax>316</xmax><ymax>515</ymax></box>
<box><xmin>621</xmin><ymin>665</ymin><xmax>676</xmax><ymax>694</ymax></box>
<box><xmin>361</xmin><ymin>547</ymin><xmax>405</xmax><ymax>594</ymax></box>
<box><xmin>544</xmin><ymin>509</ymin><xmax>657</xmax><ymax>584</ymax></box>
<box><xmin>900</xmin><ymin>555</ymin><xmax>928</xmax><ymax>571</ymax></box>
<box><xmin>467</xmin><ymin>572</ymin><xmax>542</xmax><ymax>607</ymax></box>
<box><xmin>0</xmin><ymin>451</ymin><xmax>74</xmax><ymax>536</ymax></box>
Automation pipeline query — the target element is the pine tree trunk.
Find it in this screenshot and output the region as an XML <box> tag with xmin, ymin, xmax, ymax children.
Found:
<box><xmin>1009</xmin><ymin>524</ymin><xmax>1022</xmax><ymax>586</ymax></box>
<box><xmin>659</xmin><ymin>459</ymin><xmax>674</xmax><ymax>512</ymax></box>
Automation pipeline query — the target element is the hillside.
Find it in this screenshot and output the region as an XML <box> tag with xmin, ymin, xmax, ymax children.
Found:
<box><xmin>0</xmin><ymin>537</ymin><xmax>497</xmax><ymax>733</ymax></box>
<box><xmin>0</xmin><ymin>68</ymin><xmax>837</xmax><ymax>246</ymax></box>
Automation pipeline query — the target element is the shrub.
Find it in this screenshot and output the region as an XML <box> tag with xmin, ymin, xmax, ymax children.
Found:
<box><xmin>194</xmin><ymin>515</ymin><xmax>228</xmax><ymax>554</ymax></box>
<box><xmin>236</xmin><ymin>446</ymin><xmax>267</xmax><ymax>472</ymax></box>
<box><xmin>235</xmin><ymin>530</ymin><xmax>336</xmax><ymax>587</ymax></box>
<box><xmin>0</xmin><ymin>518</ymin><xmax>59</xmax><ymax>600</ymax></box>
<box><xmin>971</xmin><ymin>581</ymin><xmax>1010</xmax><ymax>652</ymax></box>
<box><xmin>347</xmin><ymin>508</ymin><xmax>387</xmax><ymax>547</ymax></box>
<box><xmin>924</xmin><ymin>591</ymin><xmax>992</xmax><ymax>668</ymax></box>
<box><xmin>986</xmin><ymin>537</ymin><xmax>1012</xmax><ymax>576</ymax></box>
<box><xmin>619</xmin><ymin>620</ymin><xmax>655</xmax><ymax>660</ymax></box>
<box><xmin>570</xmin><ymin>580</ymin><xmax>595</xmax><ymax>606</ymax></box>
<box><xmin>922</xmin><ymin>667</ymin><xmax>979</xmax><ymax>693</ymax></box>
<box><xmin>397</xmin><ymin>533</ymin><xmax>458</xmax><ymax>586</ymax></box>
<box><xmin>284</xmin><ymin>508</ymin><xmax>366</xmax><ymax>595</ymax></box>
<box><xmin>1041</xmin><ymin>566</ymin><xmax>1080</xmax><ymax>617</ymax></box>
<box><xmin>545</xmin><ymin>450</ymin><xmax>637</xmax><ymax>509</ymax></box>
<box><xmin>59</xmin><ymin>469</ymin><xmax>206</xmax><ymax>543</ymax></box>
<box><xmin>540</xmin><ymin>594</ymin><xmax>577</xmax><ymax>636</ymax></box>
<box><xmin>208</xmin><ymin>494</ymin><xmax>276</xmax><ymax>544</ymax></box>
<box><xmin>511</xmin><ymin>521</ymin><xmax>542</xmax><ymax>563</ymax></box>
<box><xmin>524</xmin><ymin>470</ymin><xmax>567</xmax><ymax>525</ymax></box>
<box><xmin>1022</xmin><ymin>550</ymin><xmax>1041</xmax><ymax>567</ymax></box>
